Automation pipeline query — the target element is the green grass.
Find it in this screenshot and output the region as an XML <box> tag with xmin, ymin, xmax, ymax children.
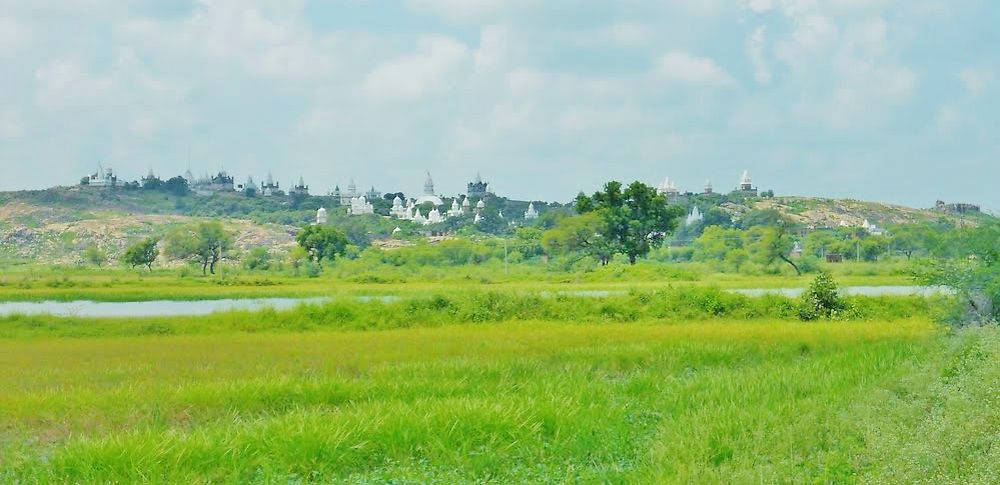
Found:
<box><xmin>0</xmin><ymin>261</ymin><xmax>913</xmax><ymax>303</ymax></box>
<box><xmin>0</xmin><ymin>288</ymin><xmax>936</xmax><ymax>338</ymax></box>
<box><xmin>1</xmin><ymin>315</ymin><xmax>997</xmax><ymax>483</ymax></box>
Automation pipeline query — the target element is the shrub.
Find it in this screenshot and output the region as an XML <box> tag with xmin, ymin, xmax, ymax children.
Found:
<box><xmin>799</xmin><ymin>271</ymin><xmax>847</xmax><ymax>321</ymax></box>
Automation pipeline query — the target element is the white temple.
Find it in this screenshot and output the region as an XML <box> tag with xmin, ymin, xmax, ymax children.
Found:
<box><xmin>85</xmin><ymin>163</ymin><xmax>117</xmax><ymax>188</ymax></box>
<box><xmin>414</xmin><ymin>172</ymin><xmax>444</xmax><ymax>207</ymax></box>
<box><xmin>316</xmin><ymin>207</ymin><xmax>328</xmax><ymax>225</ymax></box>
<box><xmin>390</xmin><ymin>196</ymin><xmax>409</xmax><ymax>219</ymax></box>
<box><xmin>412</xmin><ymin>209</ymin><xmax>427</xmax><ymax>225</ymax></box>
<box><xmin>657</xmin><ymin>177</ymin><xmax>680</xmax><ymax>197</ymax></box>
<box><xmin>685</xmin><ymin>206</ymin><xmax>703</xmax><ymax>226</ymax></box>
<box><xmin>524</xmin><ymin>203</ymin><xmax>539</xmax><ymax>220</ymax></box>
<box><xmin>347</xmin><ymin>196</ymin><xmax>374</xmax><ymax>216</ymax></box>
<box><xmin>427</xmin><ymin>208</ymin><xmax>444</xmax><ymax>224</ymax></box>
<box><xmin>448</xmin><ymin>198</ymin><xmax>464</xmax><ymax>218</ymax></box>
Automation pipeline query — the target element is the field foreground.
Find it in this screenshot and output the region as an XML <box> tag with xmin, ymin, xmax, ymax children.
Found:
<box><xmin>2</xmin><ymin>319</ymin><xmax>998</xmax><ymax>483</ymax></box>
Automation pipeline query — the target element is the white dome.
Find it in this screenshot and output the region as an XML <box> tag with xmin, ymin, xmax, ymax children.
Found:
<box><xmin>414</xmin><ymin>195</ymin><xmax>444</xmax><ymax>207</ymax></box>
<box><xmin>476</xmin><ymin>200</ymin><xmax>486</xmax><ymax>209</ymax></box>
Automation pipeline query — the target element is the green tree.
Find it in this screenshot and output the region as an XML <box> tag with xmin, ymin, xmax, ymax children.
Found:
<box><xmin>122</xmin><ymin>238</ymin><xmax>159</xmax><ymax>271</ymax></box>
<box><xmin>162</xmin><ymin>176</ymin><xmax>190</xmax><ymax>197</ymax></box>
<box><xmin>798</xmin><ymin>271</ymin><xmax>846</xmax><ymax>321</ymax></box>
<box><xmin>165</xmin><ymin>221</ymin><xmax>233</xmax><ymax>275</ymax></box>
<box><xmin>243</xmin><ymin>247</ymin><xmax>271</xmax><ymax>271</ymax></box>
<box><xmin>692</xmin><ymin>226</ymin><xmax>743</xmax><ymax>264</ymax></box>
<box><xmin>296</xmin><ymin>224</ymin><xmax>348</xmax><ymax>267</ymax></box>
<box><xmin>917</xmin><ymin>222</ymin><xmax>1000</xmax><ymax>324</ymax></box>
<box><xmin>576</xmin><ymin>181</ymin><xmax>684</xmax><ymax>264</ymax></box>
<box><xmin>83</xmin><ymin>245</ymin><xmax>108</xmax><ymax>268</ymax></box>
<box><xmin>542</xmin><ymin>211</ymin><xmax>616</xmax><ymax>265</ymax></box>
<box><xmin>287</xmin><ymin>246</ymin><xmax>310</xmax><ymax>276</ymax></box>
<box><xmin>745</xmin><ymin>221</ymin><xmax>801</xmax><ymax>275</ymax></box>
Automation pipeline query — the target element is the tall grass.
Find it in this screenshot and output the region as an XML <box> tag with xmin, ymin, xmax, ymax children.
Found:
<box><xmin>0</xmin><ymin>287</ymin><xmax>939</xmax><ymax>338</ymax></box>
<box><xmin>0</xmin><ymin>260</ymin><xmax>915</xmax><ymax>302</ymax></box>
<box><xmin>1</xmin><ymin>319</ymin><xmax>961</xmax><ymax>483</ymax></box>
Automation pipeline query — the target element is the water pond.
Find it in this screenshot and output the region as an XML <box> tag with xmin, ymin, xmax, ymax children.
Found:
<box><xmin>0</xmin><ymin>286</ymin><xmax>950</xmax><ymax>318</ymax></box>
<box><xmin>0</xmin><ymin>297</ymin><xmax>333</xmax><ymax>318</ymax></box>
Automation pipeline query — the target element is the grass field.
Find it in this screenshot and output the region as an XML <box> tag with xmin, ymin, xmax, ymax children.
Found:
<box><xmin>0</xmin><ymin>261</ymin><xmax>913</xmax><ymax>302</ymax></box>
<box><xmin>2</xmin><ymin>313</ymin><xmax>997</xmax><ymax>483</ymax></box>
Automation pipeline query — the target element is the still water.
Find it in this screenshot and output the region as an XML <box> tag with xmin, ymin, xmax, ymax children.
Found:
<box><xmin>0</xmin><ymin>286</ymin><xmax>950</xmax><ymax>318</ymax></box>
<box><xmin>0</xmin><ymin>297</ymin><xmax>332</xmax><ymax>318</ymax></box>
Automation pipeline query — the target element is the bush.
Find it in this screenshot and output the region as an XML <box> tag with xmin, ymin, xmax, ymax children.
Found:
<box><xmin>799</xmin><ymin>272</ymin><xmax>847</xmax><ymax>321</ymax></box>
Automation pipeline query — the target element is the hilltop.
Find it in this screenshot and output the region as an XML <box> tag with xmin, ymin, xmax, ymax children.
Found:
<box><xmin>0</xmin><ymin>185</ymin><xmax>990</xmax><ymax>265</ymax></box>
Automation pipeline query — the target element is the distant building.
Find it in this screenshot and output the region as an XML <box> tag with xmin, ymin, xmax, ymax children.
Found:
<box><xmin>935</xmin><ymin>200</ymin><xmax>980</xmax><ymax>215</ymax></box>
<box><xmin>704</xmin><ymin>180</ymin><xmax>714</xmax><ymax>195</ymax></box>
<box><xmin>84</xmin><ymin>164</ymin><xmax>117</xmax><ymax>188</ymax></box>
<box><xmin>685</xmin><ymin>206</ymin><xmax>703</xmax><ymax>226</ymax></box>
<box><xmin>261</xmin><ymin>173</ymin><xmax>283</xmax><ymax>196</ymax></box>
<box><xmin>239</xmin><ymin>176</ymin><xmax>259</xmax><ymax>194</ymax></box>
<box><xmin>365</xmin><ymin>186</ymin><xmax>382</xmax><ymax>201</ymax></box>
<box><xmin>467</xmin><ymin>173</ymin><xmax>490</xmax><ymax>199</ymax></box>
<box><xmin>733</xmin><ymin>170</ymin><xmax>758</xmax><ymax>198</ymax></box>
<box><xmin>862</xmin><ymin>219</ymin><xmax>886</xmax><ymax>237</ymax></box>
<box><xmin>347</xmin><ymin>196</ymin><xmax>374</xmax><ymax>216</ymax></box>
<box><xmin>210</xmin><ymin>171</ymin><xmax>235</xmax><ymax>192</ymax></box>
<box><xmin>390</xmin><ymin>196</ymin><xmax>410</xmax><ymax>219</ymax></box>
<box><xmin>414</xmin><ymin>172</ymin><xmax>444</xmax><ymax>207</ymax></box>
<box><xmin>657</xmin><ymin>177</ymin><xmax>680</xmax><ymax>197</ymax></box>
<box><xmin>338</xmin><ymin>179</ymin><xmax>359</xmax><ymax>205</ymax></box>
<box><xmin>289</xmin><ymin>176</ymin><xmax>309</xmax><ymax>196</ymax></box>
<box><xmin>316</xmin><ymin>207</ymin><xmax>328</xmax><ymax>225</ymax></box>
<box><xmin>448</xmin><ymin>198</ymin><xmax>465</xmax><ymax>218</ymax></box>
<box><xmin>524</xmin><ymin>202</ymin><xmax>539</xmax><ymax>220</ymax></box>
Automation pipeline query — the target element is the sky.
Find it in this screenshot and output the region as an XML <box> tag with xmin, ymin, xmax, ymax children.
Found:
<box><xmin>0</xmin><ymin>0</ymin><xmax>997</xmax><ymax>210</ymax></box>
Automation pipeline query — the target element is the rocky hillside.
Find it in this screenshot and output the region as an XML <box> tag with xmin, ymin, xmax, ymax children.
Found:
<box><xmin>0</xmin><ymin>201</ymin><xmax>296</xmax><ymax>265</ymax></box>
<box><xmin>752</xmin><ymin>196</ymin><xmax>985</xmax><ymax>228</ymax></box>
<box><xmin>0</xmin><ymin>187</ymin><xmax>990</xmax><ymax>265</ymax></box>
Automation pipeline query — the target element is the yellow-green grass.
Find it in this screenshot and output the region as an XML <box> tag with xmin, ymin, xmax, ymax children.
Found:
<box><xmin>3</xmin><ymin>318</ymin><xmax>995</xmax><ymax>483</ymax></box>
<box><xmin>0</xmin><ymin>266</ymin><xmax>912</xmax><ymax>302</ymax></box>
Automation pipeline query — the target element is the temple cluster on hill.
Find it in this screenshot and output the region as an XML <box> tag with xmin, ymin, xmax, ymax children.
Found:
<box><xmin>79</xmin><ymin>164</ymin><xmax>540</xmax><ymax>226</ymax></box>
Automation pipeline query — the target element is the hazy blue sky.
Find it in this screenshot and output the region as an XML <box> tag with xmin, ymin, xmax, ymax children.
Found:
<box><xmin>0</xmin><ymin>0</ymin><xmax>996</xmax><ymax>209</ymax></box>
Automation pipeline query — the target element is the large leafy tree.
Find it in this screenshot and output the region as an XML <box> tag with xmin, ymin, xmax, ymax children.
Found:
<box><xmin>745</xmin><ymin>221</ymin><xmax>801</xmax><ymax>275</ymax></box>
<box><xmin>296</xmin><ymin>224</ymin><xmax>349</xmax><ymax>267</ymax></box>
<box><xmin>165</xmin><ymin>222</ymin><xmax>233</xmax><ymax>275</ymax></box>
<box><xmin>918</xmin><ymin>222</ymin><xmax>1000</xmax><ymax>324</ymax></box>
<box><xmin>123</xmin><ymin>237</ymin><xmax>159</xmax><ymax>271</ymax></box>
<box><xmin>575</xmin><ymin>181</ymin><xmax>684</xmax><ymax>264</ymax></box>
<box><xmin>542</xmin><ymin>211</ymin><xmax>617</xmax><ymax>265</ymax></box>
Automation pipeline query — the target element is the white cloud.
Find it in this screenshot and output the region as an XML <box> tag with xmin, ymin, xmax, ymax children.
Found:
<box><xmin>747</xmin><ymin>26</ymin><xmax>771</xmax><ymax>85</ymax></box>
<box><xmin>655</xmin><ymin>51</ymin><xmax>736</xmax><ymax>88</ymax></box>
<box><xmin>473</xmin><ymin>25</ymin><xmax>509</xmax><ymax>73</ymax></box>
<box><xmin>405</xmin><ymin>0</ymin><xmax>509</xmax><ymax>22</ymax></box>
<box><xmin>935</xmin><ymin>104</ymin><xmax>962</xmax><ymax>132</ymax></box>
<box><xmin>745</xmin><ymin>0</ymin><xmax>774</xmax><ymax>13</ymax></box>
<box><xmin>599</xmin><ymin>23</ymin><xmax>654</xmax><ymax>47</ymax></box>
<box><xmin>959</xmin><ymin>68</ymin><xmax>993</xmax><ymax>96</ymax></box>
<box><xmin>364</xmin><ymin>35</ymin><xmax>471</xmax><ymax>102</ymax></box>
